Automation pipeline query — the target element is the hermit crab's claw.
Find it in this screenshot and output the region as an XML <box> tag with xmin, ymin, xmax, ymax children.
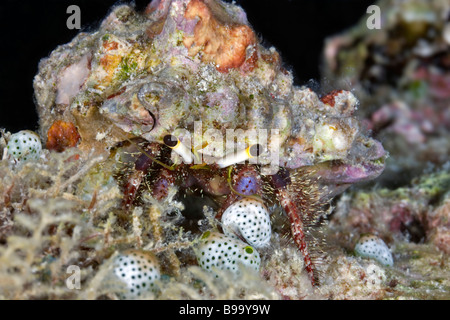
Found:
<box><xmin>215</xmin><ymin>163</ymin><xmax>264</xmax><ymax>220</ymax></box>
<box><xmin>309</xmin><ymin>138</ymin><xmax>387</xmax><ymax>198</ymax></box>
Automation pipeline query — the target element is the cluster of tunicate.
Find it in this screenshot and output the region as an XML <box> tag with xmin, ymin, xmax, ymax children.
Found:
<box><xmin>355</xmin><ymin>234</ymin><xmax>394</xmax><ymax>267</ymax></box>
<box><xmin>221</xmin><ymin>198</ymin><xmax>271</xmax><ymax>249</ymax></box>
<box><xmin>6</xmin><ymin>130</ymin><xmax>42</xmax><ymax>164</ymax></box>
<box><xmin>195</xmin><ymin>231</ymin><xmax>261</xmax><ymax>277</ymax></box>
<box><xmin>108</xmin><ymin>249</ymin><xmax>161</xmax><ymax>299</ymax></box>
<box><xmin>195</xmin><ymin>197</ymin><xmax>272</xmax><ymax>277</ymax></box>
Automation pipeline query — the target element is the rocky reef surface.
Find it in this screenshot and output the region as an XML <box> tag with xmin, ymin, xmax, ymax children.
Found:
<box><xmin>323</xmin><ymin>0</ymin><xmax>450</xmax><ymax>187</ymax></box>
<box><xmin>323</xmin><ymin>0</ymin><xmax>450</xmax><ymax>299</ymax></box>
<box><xmin>0</xmin><ymin>0</ymin><xmax>448</xmax><ymax>300</ymax></box>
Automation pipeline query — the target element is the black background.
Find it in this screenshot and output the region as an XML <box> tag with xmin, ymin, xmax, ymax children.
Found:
<box><xmin>0</xmin><ymin>0</ymin><xmax>375</xmax><ymax>133</ymax></box>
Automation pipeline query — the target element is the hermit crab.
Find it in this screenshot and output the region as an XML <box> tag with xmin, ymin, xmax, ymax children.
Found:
<box><xmin>34</xmin><ymin>0</ymin><xmax>386</xmax><ymax>287</ymax></box>
<box><xmin>98</xmin><ymin>73</ymin><xmax>386</xmax><ymax>286</ymax></box>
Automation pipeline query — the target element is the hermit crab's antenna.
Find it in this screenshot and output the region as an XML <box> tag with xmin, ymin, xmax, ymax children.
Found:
<box><xmin>216</xmin><ymin>144</ymin><xmax>262</xmax><ymax>168</ymax></box>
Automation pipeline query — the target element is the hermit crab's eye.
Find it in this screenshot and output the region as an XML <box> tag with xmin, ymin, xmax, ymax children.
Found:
<box><xmin>217</xmin><ymin>144</ymin><xmax>263</xmax><ymax>168</ymax></box>
<box><xmin>163</xmin><ymin>134</ymin><xmax>194</xmax><ymax>164</ymax></box>
<box><xmin>163</xmin><ymin>134</ymin><xmax>178</xmax><ymax>148</ymax></box>
<box><xmin>249</xmin><ymin>144</ymin><xmax>262</xmax><ymax>157</ymax></box>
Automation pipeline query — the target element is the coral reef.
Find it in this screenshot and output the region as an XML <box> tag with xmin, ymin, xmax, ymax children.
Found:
<box><xmin>320</xmin><ymin>0</ymin><xmax>450</xmax><ymax>297</ymax></box>
<box><xmin>322</xmin><ymin>0</ymin><xmax>450</xmax><ymax>187</ymax></box>
<box><xmin>330</xmin><ymin>168</ymin><xmax>450</xmax><ymax>252</ymax></box>
<box><xmin>320</xmin><ymin>0</ymin><xmax>450</xmax><ymax>298</ymax></box>
<box><xmin>46</xmin><ymin>120</ymin><xmax>81</xmax><ymax>152</ymax></box>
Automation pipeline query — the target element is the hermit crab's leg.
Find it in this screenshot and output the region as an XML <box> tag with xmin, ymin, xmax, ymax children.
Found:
<box><xmin>123</xmin><ymin>170</ymin><xmax>146</xmax><ymax>210</ymax></box>
<box><xmin>122</xmin><ymin>142</ymin><xmax>162</xmax><ymax>210</ymax></box>
<box><xmin>271</xmin><ymin>168</ymin><xmax>322</xmax><ymax>287</ymax></box>
<box><xmin>151</xmin><ymin>167</ymin><xmax>177</xmax><ymax>200</ymax></box>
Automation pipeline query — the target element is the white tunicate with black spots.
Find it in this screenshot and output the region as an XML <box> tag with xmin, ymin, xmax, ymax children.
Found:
<box><xmin>7</xmin><ymin>130</ymin><xmax>42</xmax><ymax>163</ymax></box>
<box><xmin>221</xmin><ymin>198</ymin><xmax>271</xmax><ymax>248</ymax></box>
<box><xmin>355</xmin><ymin>234</ymin><xmax>394</xmax><ymax>267</ymax></box>
<box><xmin>112</xmin><ymin>250</ymin><xmax>161</xmax><ymax>299</ymax></box>
<box><xmin>195</xmin><ymin>232</ymin><xmax>261</xmax><ymax>277</ymax></box>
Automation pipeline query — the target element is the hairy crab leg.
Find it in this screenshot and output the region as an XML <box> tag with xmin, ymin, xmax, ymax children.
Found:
<box><xmin>121</xmin><ymin>141</ymin><xmax>163</xmax><ymax>209</ymax></box>
<box><xmin>278</xmin><ymin>189</ymin><xmax>319</xmax><ymax>286</ymax></box>
<box><xmin>271</xmin><ymin>169</ymin><xmax>321</xmax><ymax>287</ymax></box>
<box><xmin>151</xmin><ymin>168</ymin><xmax>176</xmax><ymax>200</ymax></box>
<box><xmin>123</xmin><ymin>170</ymin><xmax>146</xmax><ymax>210</ymax></box>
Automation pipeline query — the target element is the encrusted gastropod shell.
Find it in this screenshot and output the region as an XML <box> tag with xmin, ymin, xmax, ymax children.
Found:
<box><xmin>100</xmin><ymin>77</ymin><xmax>190</xmax><ymax>137</ymax></box>
<box><xmin>35</xmin><ymin>0</ymin><xmax>387</xmax><ymax>187</ymax></box>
